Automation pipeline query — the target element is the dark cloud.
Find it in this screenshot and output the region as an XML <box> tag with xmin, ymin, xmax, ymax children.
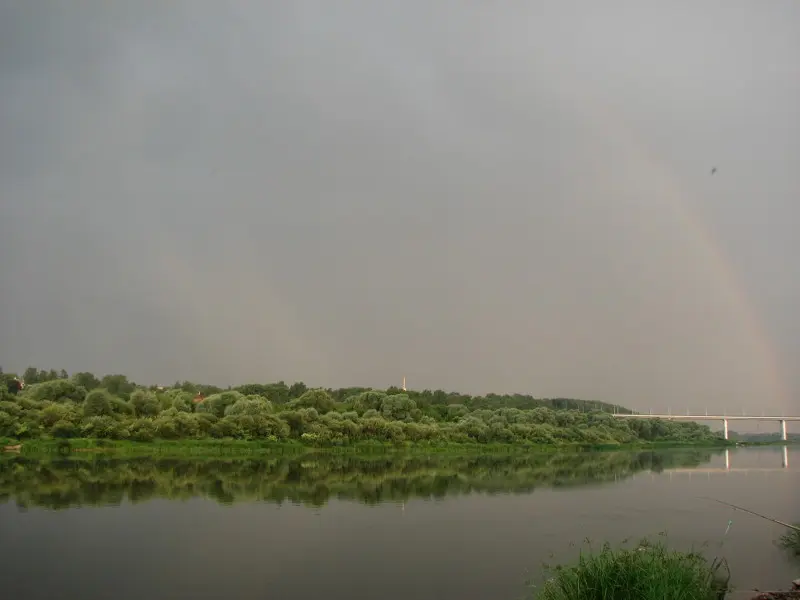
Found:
<box><xmin>1</xmin><ymin>1</ymin><xmax>798</xmax><ymax>415</ymax></box>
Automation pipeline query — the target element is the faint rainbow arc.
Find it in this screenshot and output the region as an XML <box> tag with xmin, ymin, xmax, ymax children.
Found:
<box><xmin>579</xmin><ymin>100</ymin><xmax>789</xmax><ymax>410</ymax></box>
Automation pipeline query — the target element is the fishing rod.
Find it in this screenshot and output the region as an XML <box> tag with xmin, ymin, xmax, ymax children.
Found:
<box><xmin>699</xmin><ymin>497</ymin><xmax>800</xmax><ymax>532</ymax></box>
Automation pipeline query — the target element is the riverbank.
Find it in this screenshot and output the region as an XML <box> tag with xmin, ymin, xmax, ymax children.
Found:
<box><xmin>750</xmin><ymin>592</ymin><xmax>800</xmax><ymax>599</ymax></box>
<box><xmin>1</xmin><ymin>437</ymin><xmax>736</xmax><ymax>458</ymax></box>
<box><xmin>532</xmin><ymin>539</ymin><xmax>800</xmax><ymax>600</ymax></box>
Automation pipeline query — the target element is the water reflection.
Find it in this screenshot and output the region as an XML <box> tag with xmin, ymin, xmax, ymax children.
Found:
<box><xmin>0</xmin><ymin>449</ymin><xmax>723</xmax><ymax>510</ymax></box>
<box><xmin>1</xmin><ymin>447</ymin><xmax>797</xmax><ymax>599</ymax></box>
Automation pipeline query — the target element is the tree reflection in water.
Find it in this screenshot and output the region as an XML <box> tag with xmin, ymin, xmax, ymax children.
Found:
<box><xmin>0</xmin><ymin>449</ymin><xmax>718</xmax><ymax>510</ymax></box>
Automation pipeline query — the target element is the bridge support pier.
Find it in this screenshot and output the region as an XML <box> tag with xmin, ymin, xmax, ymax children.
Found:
<box><xmin>722</xmin><ymin>418</ymin><xmax>728</xmax><ymax>440</ymax></box>
<box><xmin>780</xmin><ymin>419</ymin><xmax>787</xmax><ymax>441</ymax></box>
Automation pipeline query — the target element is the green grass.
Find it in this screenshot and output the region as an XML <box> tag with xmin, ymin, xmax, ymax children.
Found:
<box><xmin>4</xmin><ymin>437</ymin><xmax>732</xmax><ymax>458</ymax></box>
<box><xmin>533</xmin><ymin>539</ymin><xmax>728</xmax><ymax>600</ymax></box>
<box><xmin>779</xmin><ymin>526</ymin><xmax>800</xmax><ymax>557</ymax></box>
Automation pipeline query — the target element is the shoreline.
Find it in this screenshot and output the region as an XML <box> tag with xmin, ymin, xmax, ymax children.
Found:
<box><xmin>1</xmin><ymin>437</ymin><xmax>739</xmax><ymax>458</ymax></box>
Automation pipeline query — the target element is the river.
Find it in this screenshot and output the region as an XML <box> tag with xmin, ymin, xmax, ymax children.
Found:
<box><xmin>0</xmin><ymin>446</ymin><xmax>797</xmax><ymax>599</ymax></box>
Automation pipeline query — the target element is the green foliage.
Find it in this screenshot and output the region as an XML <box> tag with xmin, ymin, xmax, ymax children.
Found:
<box><xmin>72</xmin><ymin>372</ymin><xmax>100</xmax><ymax>391</ymax></box>
<box><xmin>83</xmin><ymin>390</ymin><xmax>114</xmax><ymax>417</ymax></box>
<box><xmin>22</xmin><ymin>367</ymin><xmax>63</xmax><ymax>385</ymax></box>
<box><xmin>535</xmin><ymin>539</ymin><xmax>728</xmax><ymax>600</ymax></box>
<box><xmin>224</xmin><ymin>396</ymin><xmax>274</xmax><ymax>417</ymax></box>
<box><xmin>779</xmin><ymin>525</ymin><xmax>800</xmax><ymax>558</ymax></box>
<box><xmin>128</xmin><ymin>418</ymin><xmax>157</xmax><ymax>442</ymax></box>
<box><xmin>51</xmin><ymin>420</ymin><xmax>79</xmax><ymax>438</ymax></box>
<box><xmin>99</xmin><ymin>374</ymin><xmax>135</xmax><ymax>400</ymax></box>
<box><xmin>40</xmin><ymin>402</ymin><xmax>81</xmax><ymax>427</ymax></box>
<box><xmin>196</xmin><ymin>391</ymin><xmax>246</xmax><ymax>418</ymax></box>
<box><xmin>0</xmin><ymin>366</ymin><xmax>724</xmax><ymax>446</ymax></box>
<box><xmin>349</xmin><ymin>390</ymin><xmax>387</xmax><ymax>414</ymax></box>
<box><xmin>171</xmin><ymin>392</ymin><xmax>194</xmax><ymax>413</ymax></box>
<box><xmin>130</xmin><ymin>390</ymin><xmax>160</xmax><ymax>417</ymax></box>
<box><xmin>289</xmin><ymin>389</ymin><xmax>335</xmax><ymax>413</ymax></box>
<box><xmin>81</xmin><ymin>416</ymin><xmax>126</xmax><ymax>439</ymax></box>
<box><xmin>22</xmin><ymin>379</ymin><xmax>87</xmax><ymax>404</ymax></box>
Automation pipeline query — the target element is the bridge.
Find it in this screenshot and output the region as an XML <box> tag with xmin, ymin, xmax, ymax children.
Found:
<box><xmin>611</xmin><ymin>412</ymin><xmax>800</xmax><ymax>440</ymax></box>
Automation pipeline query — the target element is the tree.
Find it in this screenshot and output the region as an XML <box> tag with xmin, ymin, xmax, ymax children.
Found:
<box><xmin>25</xmin><ymin>379</ymin><xmax>87</xmax><ymax>403</ymax></box>
<box><xmin>100</xmin><ymin>374</ymin><xmax>135</xmax><ymax>399</ymax></box>
<box><xmin>84</xmin><ymin>390</ymin><xmax>114</xmax><ymax>417</ymax></box>
<box><xmin>130</xmin><ymin>390</ymin><xmax>161</xmax><ymax>417</ymax></box>
<box><xmin>380</xmin><ymin>394</ymin><xmax>416</xmax><ymax>421</ymax></box>
<box><xmin>224</xmin><ymin>397</ymin><xmax>274</xmax><ymax>417</ymax></box>
<box><xmin>289</xmin><ymin>389</ymin><xmax>335</xmax><ymax>414</ymax></box>
<box><xmin>288</xmin><ymin>382</ymin><xmax>308</xmax><ymax>399</ymax></box>
<box><xmin>72</xmin><ymin>372</ymin><xmax>101</xmax><ymax>391</ymax></box>
<box><xmin>23</xmin><ymin>367</ymin><xmax>40</xmax><ymax>385</ymax></box>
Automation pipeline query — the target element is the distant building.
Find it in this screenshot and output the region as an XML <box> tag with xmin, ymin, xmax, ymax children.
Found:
<box><xmin>6</xmin><ymin>378</ymin><xmax>24</xmax><ymax>395</ymax></box>
<box><xmin>192</xmin><ymin>393</ymin><xmax>205</xmax><ymax>404</ymax></box>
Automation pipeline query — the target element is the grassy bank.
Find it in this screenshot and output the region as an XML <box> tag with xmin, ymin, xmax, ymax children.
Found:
<box><xmin>2</xmin><ymin>437</ymin><xmax>733</xmax><ymax>458</ymax></box>
<box><xmin>534</xmin><ymin>539</ymin><xmax>728</xmax><ymax>600</ymax></box>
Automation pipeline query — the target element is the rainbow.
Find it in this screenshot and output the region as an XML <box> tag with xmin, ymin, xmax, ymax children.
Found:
<box><xmin>572</xmin><ymin>96</ymin><xmax>788</xmax><ymax>412</ymax></box>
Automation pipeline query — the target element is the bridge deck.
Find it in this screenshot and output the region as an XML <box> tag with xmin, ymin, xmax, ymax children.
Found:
<box><xmin>612</xmin><ymin>414</ymin><xmax>800</xmax><ymax>421</ymax></box>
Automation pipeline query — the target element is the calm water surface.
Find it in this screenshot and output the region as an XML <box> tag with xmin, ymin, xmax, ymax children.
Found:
<box><xmin>1</xmin><ymin>446</ymin><xmax>797</xmax><ymax>600</ymax></box>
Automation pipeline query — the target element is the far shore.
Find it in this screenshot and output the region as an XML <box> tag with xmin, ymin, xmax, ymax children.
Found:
<box><xmin>0</xmin><ymin>437</ymin><xmax>745</xmax><ymax>458</ymax></box>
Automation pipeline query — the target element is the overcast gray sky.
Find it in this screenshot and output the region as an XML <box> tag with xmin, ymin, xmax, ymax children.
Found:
<box><xmin>1</xmin><ymin>1</ymin><xmax>798</xmax><ymax>415</ymax></box>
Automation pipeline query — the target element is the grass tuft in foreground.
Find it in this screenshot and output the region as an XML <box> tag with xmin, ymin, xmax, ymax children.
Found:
<box><xmin>534</xmin><ymin>538</ymin><xmax>729</xmax><ymax>600</ymax></box>
<box><xmin>779</xmin><ymin>525</ymin><xmax>800</xmax><ymax>557</ymax></box>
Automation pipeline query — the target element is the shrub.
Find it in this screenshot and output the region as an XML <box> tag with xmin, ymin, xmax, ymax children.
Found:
<box><xmin>129</xmin><ymin>418</ymin><xmax>157</xmax><ymax>442</ymax></box>
<box><xmin>81</xmin><ymin>416</ymin><xmax>124</xmax><ymax>439</ymax></box>
<box><xmin>130</xmin><ymin>390</ymin><xmax>160</xmax><ymax>417</ymax></box>
<box><xmin>51</xmin><ymin>419</ymin><xmax>79</xmax><ymax>438</ymax></box>
<box><xmin>224</xmin><ymin>397</ymin><xmax>274</xmax><ymax>417</ymax></box>
<box><xmin>779</xmin><ymin>526</ymin><xmax>800</xmax><ymax>557</ymax></box>
<box><xmin>534</xmin><ymin>539</ymin><xmax>728</xmax><ymax>600</ymax></box>
<box><xmin>84</xmin><ymin>390</ymin><xmax>114</xmax><ymax>417</ymax></box>
<box><xmin>24</xmin><ymin>379</ymin><xmax>87</xmax><ymax>403</ymax></box>
<box><xmin>289</xmin><ymin>389</ymin><xmax>335</xmax><ymax>414</ymax></box>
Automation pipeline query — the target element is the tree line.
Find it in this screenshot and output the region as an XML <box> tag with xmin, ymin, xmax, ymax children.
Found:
<box><xmin>0</xmin><ymin>366</ymin><xmax>720</xmax><ymax>446</ymax></box>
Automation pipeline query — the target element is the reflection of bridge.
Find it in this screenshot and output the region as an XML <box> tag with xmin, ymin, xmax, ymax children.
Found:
<box><xmin>612</xmin><ymin>413</ymin><xmax>800</xmax><ymax>440</ymax></box>
<box><xmin>665</xmin><ymin>447</ymin><xmax>791</xmax><ymax>475</ymax></box>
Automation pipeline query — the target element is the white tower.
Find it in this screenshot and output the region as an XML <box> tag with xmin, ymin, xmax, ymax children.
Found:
<box><xmin>402</xmin><ymin>377</ymin><xmax>406</xmax><ymax>392</ymax></box>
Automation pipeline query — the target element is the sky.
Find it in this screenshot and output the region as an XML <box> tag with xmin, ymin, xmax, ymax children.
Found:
<box><xmin>1</xmin><ymin>1</ymin><xmax>798</xmax><ymax>416</ymax></box>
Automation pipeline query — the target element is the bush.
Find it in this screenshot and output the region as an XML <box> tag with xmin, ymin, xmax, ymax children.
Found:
<box><xmin>51</xmin><ymin>419</ymin><xmax>79</xmax><ymax>438</ymax></box>
<box><xmin>24</xmin><ymin>379</ymin><xmax>87</xmax><ymax>404</ymax></box>
<box><xmin>84</xmin><ymin>390</ymin><xmax>114</xmax><ymax>417</ymax></box>
<box><xmin>0</xmin><ymin>410</ymin><xmax>16</xmax><ymax>437</ymax></box>
<box><xmin>81</xmin><ymin>416</ymin><xmax>125</xmax><ymax>439</ymax></box>
<box><xmin>779</xmin><ymin>526</ymin><xmax>800</xmax><ymax>557</ymax></box>
<box><xmin>289</xmin><ymin>389</ymin><xmax>335</xmax><ymax>414</ymax></box>
<box><xmin>130</xmin><ymin>390</ymin><xmax>160</xmax><ymax>417</ymax></box>
<box><xmin>534</xmin><ymin>539</ymin><xmax>728</xmax><ymax>600</ymax></box>
<box><xmin>196</xmin><ymin>391</ymin><xmax>246</xmax><ymax>418</ymax></box>
<box><xmin>129</xmin><ymin>418</ymin><xmax>157</xmax><ymax>442</ymax></box>
<box><xmin>111</xmin><ymin>397</ymin><xmax>134</xmax><ymax>415</ymax></box>
<box><xmin>0</xmin><ymin>401</ymin><xmax>22</xmax><ymax>418</ymax></box>
<box><xmin>224</xmin><ymin>397</ymin><xmax>274</xmax><ymax>417</ymax></box>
